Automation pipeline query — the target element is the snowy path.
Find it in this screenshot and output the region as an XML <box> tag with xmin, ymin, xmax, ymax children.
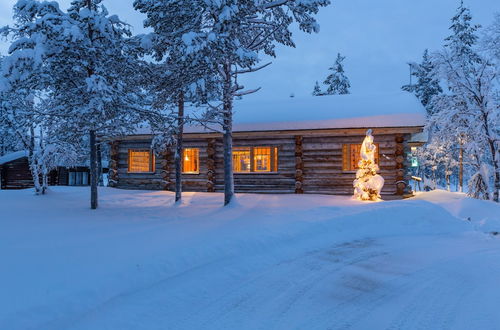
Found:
<box><xmin>1</xmin><ymin>188</ymin><xmax>499</xmax><ymax>329</ymax></box>
<box><xmin>49</xmin><ymin>235</ymin><xmax>500</xmax><ymax>330</ymax></box>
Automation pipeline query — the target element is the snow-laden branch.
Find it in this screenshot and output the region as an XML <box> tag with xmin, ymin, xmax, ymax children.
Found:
<box><xmin>233</xmin><ymin>62</ymin><xmax>272</xmax><ymax>75</ymax></box>
<box><xmin>233</xmin><ymin>87</ymin><xmax>261</xmax><ymax>97</ymax></box>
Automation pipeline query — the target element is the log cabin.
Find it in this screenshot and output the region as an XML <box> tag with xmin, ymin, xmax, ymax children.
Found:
<box><xmin>108</xmin><ymin>93</ymin><xmax>426</xmax><ymax>197</ymax></box>
<box><xmin>0</xmin><ymin>151</ymin><xmax>101</xmax><ymax>189</ymax></box>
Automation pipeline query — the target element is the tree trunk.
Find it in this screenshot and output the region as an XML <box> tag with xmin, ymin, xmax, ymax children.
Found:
<box><xmin>222</xmin><ymin>62</ymin><xmax>234</xmax><ymax>206</ymax></box>
<box><xmin>458</xmin><ymin>141</ymin><xmax>463</xmax><ymax>193</ymax></box>
<box><xmin>28</xmin><ymin>125</ymin><xmax>42</xmax><ymax>194</ymax></box>
<box><xmin>480</xmin><ymin>107</ymin><xmax>498</xmax><ymax>201</ymax></box>
<box><xmin>90</xmin><ymin>130</ymin><xmax>98</xmax><ymax>209</ymax></box>
<box><xmin>39</xmin><ymin>127</ymin><xmax>48</xmax><ymax>194</ymax></box>
<box><xmin>492</xmin><ymin>147</ymin><xmax>500</xmax><ymax>203</ymax></box>
<box><xmin>487</xmin><ymin>139</ymin><xmax>500</xmax><ymax>202</ymax></box>
<box><xmin>97</xmin><ymin>142</ymin><xmax>103</xmax><ymax>187</ymax></box>
<box><xmin>446</xmin><ymin>171</ymin><xmax>451</xmax><ymax>192</ymax></box>
<box><xmin>175</xmin><ymin>91</ymin><xmax>184</xmax><ymax>203</ymax></box>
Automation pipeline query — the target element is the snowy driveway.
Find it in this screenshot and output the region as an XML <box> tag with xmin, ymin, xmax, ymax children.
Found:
<box><xmin>1</xmin><ymin>188</ymin><xmax>499</xmax><ymax>329</ymax></box>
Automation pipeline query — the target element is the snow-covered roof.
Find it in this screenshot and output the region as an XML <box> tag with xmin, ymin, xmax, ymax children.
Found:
<box><xmin>134</xmin><ymin>92</ymin><xmax>426</xmax><ymax>135</ymax></box>
<box><xmin>0</xmin><ymin>150</ymin><xmax>28</xmax><ymax>165</ymax></box>
<box><xmin>231</xmin><ymin>91</ymin><xmax>426</xmax><ymax>124</ymax></box>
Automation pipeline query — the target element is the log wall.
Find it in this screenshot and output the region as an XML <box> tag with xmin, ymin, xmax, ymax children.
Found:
<box><xmin>301</xmin><ymin>133</ymin><xmax>399</xmax><ymax>195</ymax></box>
<box><xmin>214</xmin><ymin>135</ymin><xmax>296</xmax><ymax>193</ymax></box>
<box><xmin>0</xmin><ymin>157</ymin><xmax>34</xmax><ymax>189</ymax></box>
<box><xmin>113</xmin><ymin>130</ymin><xmax>417</xmax><ymax>196</ymax></box>
<box><xmin>0</xmin><ymin>157</ymin><xmax>60</xmax><ymax>189</ymax></box>
<box><xmin>114</xmin><ymin>140</ymin><xmax>166</xmax><ymax>190</ymax></box>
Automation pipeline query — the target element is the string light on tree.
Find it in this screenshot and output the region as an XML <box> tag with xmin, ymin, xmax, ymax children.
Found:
<box><xmin>353</xmin><ymin>129</ymin><xmax>385</xmax><ymax>201</ymax></box>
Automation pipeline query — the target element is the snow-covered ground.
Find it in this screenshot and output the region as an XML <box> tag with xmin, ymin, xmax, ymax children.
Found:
<box><xmin>1</xmin><ymin>187</ymin><xmax>499</xmax><ymax>330</ymax></box>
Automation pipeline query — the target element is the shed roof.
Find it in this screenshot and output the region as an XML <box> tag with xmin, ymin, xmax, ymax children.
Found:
<box><xmin>0</xmin><ymin>151</ymin><xmax>28</xmax><ymax>165</ymax></box>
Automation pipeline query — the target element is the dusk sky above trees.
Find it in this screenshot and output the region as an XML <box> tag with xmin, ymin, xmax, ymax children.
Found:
<box><xmin>0</xmin><ymin>0</ymin><xmax>498</xmax><ymax>99</ymax></box>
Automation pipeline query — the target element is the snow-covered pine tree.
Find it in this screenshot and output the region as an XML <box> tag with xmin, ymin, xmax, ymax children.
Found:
<box><xmin>312</xmin><ymin>81</ymin><xmax>323</xmax><ymax>96</ymax></box>
<box><xmin>401</xmin><ymin>49</ymin><xmax>442</xmax><ymax>116</ymax></box>
<box><xmin>4</xmin><ymin>0</ymin><xmax>145</xmax><ymax>207</ymax></box>
<box><xmin>430</xmin><ymin>2</ymin><xmax>499</xmax><ymax>202</ymax></box>
<box><xmin>323</xmin><ymin>53</ymin><xmax>351</xmax><ymax>95</ymax></box>
<box><xmin>135</xmin><ymin>0</ymin><xmax>331</xmax><ymax>205</ymax></box>
<box><xmin>444</xmin><ymin>0</ymin><xmax>481</xmax><ymax>64</ymax></box>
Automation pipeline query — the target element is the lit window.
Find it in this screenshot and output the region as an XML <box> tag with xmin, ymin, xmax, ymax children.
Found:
<box><xmin>254</xmin><ymin>147</ymin><xmax>271</xmax><ymax>172</ymax></box>
<box><xmin>233</xmin><ymin>148</ymin><xmax>251</xmax><ymax>172</ymax></box>
<box><xmin>233</xmin><ymin>147</ymin><xmax>278</xmax><ymax>173</ymax></box>
<box><xmin>410</xmin><ymin>146</ymin><xmax>419</xmax><ymax>167</ymax></box>
<box><xmin>411</xmin><ymin>157</ymin><xmax>419</xmax><ymax>167</ymax></box>
<box><xmin>342</xmin><ymin>144</ymin><xmax>379</xmax><ymax>171</ymax></box>
<box><xmin>128</xmin><ymin>149</ymin><xmax>155</xmax><ymax>173</ymax></box>
<box><xmin>183</xmin><ymin>148</ymin><xmax>199</xmax><ymax>174</ymax></box>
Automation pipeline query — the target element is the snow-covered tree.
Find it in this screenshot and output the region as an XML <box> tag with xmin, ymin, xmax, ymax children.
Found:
<box><xmin>444</xmin><ymin>0</ymin><xmax>481</xmax><ymax>64</ymax></box>
<box><xmin>323</xmin><ymin>53</ymin><xmax>350</xmax><ymax>95</ymax></box>
<box><xmin>1</xmin><ymin>3</ymin><xmax>71</xmax><ymax>194</ymax></box>
<box><xmin>481</xmin><ymin>13</ymin><xmax>500</xmax><ymax>61</ymax></box>
<box><xmin>0</xmin><ymin>57</ymin><xmax>19</xmax><ymax>156</ymax></box>
<box><xmin>0</xmin><ymin>80</ymin><xmax>78</xmax><ymax>194</ymax></box>
<box><xmin>135</xmin><ymin>0</ymin><xmax>331</xmax><ymax>205</ymax></box>
<box><xmin>416</xmin><ymin>135</ymin><xmax>459</xmax><ymax>191</ymax></box>
<box><xmin>353</xmin><ymin>130</ymin><xmax>384</xmax><ymax>201</ymax></box>
<box><xmin>2</xmin><ymin>0</ymin><xmax>145</xmax><ymax>207</ymax></box>
<box><xmin>401</xmin><ymin>49</ymin><xmax>442</xmax><ymax>116</ymax></box>
<box><xmin>429</xmin><ymin>2</ymin><xmax>499</xmax><ymax>202</ymax></box>
<box><xmin>312</xmin><ymin>81</ymin><xmax>323</xmax><ymax>96</ymax></box>
<box><xmin>0</xmin><ymin>82</ymin><xmax>41</xmax><ymax>192</ymax></box>
<box><xmin>132</xmin><ymin>28</ymin><xmax>219</xmax><ymax>204</ymax></box>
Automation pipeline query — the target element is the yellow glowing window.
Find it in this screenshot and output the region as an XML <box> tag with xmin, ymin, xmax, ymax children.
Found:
<box><xmin>233</xmin><ymin>148</ymin><xmax>251</xmax><ymax>172</ymax></box>
<box><xmin>128</xmin><ymin>149</ymin><xmax>155</xmax><ymax>173</ymax></box>
<box><xmin>342</xmin><ymin>143</ymin><xmax>379</xmax><ymax>171</ymax></box>
<box><xmin>254</xmin><ymin>147</ymin><xmax>271</xmax><ymax>172</ymax></box>
<box><xmin>233</xmin><ymin>147</ymin><xmax>278</xmax><ymax>173</ymax></box>
<box><xmin>183</xmin><ymin>148</ymin><xmax>199</xmax><ymax>174</ymax></box>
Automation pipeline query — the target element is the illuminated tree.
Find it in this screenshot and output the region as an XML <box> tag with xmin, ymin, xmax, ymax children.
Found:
<box><xmin>353</xmin><ymin>129</ymin><xmax>384</xmax><ymax>201</ymax></box>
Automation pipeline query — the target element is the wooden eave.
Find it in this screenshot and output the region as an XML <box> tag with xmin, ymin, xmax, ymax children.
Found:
<box><xmin>111</xmin><ymin>125</ymin><xmax>424</xmax><ymax>142</ymax></box>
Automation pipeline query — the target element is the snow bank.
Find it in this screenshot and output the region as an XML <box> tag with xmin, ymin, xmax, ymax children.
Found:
<box><xmin>413</xmin><ymin>189</ymin><xmax>500</xmax><ymax>233</ymax></box>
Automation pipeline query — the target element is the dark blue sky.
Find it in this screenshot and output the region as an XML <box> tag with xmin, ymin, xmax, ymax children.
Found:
<box><xmin>1</xmin><ymin>0</ymin><xmax>498</xmax><ymax>99</ymax></box>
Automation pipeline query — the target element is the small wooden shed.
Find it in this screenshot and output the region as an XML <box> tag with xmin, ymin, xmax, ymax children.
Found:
<box><xmin>0</xmin><ymin>151</ymin><xmax>93</xmax><ymax>189</ymax></box>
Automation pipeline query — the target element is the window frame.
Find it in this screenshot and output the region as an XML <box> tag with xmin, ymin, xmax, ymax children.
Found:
<box><xmin>233</xmin><ymin>146</ymin><xmax>279</xmax><ymax>174</ymax></box>
<box><xmin>127</xmin><ymin>149</ymin><xmax>156</xmax><ymax>173</ymax></box>
<box><xmin>342</xmin><ymin>143</ymin><xmax>380</xmax><ymax>172</ymax></box>
<box><xmin>182</xmin><ymin>148</ymin><xmax>200</xmax><ymax>174</ymax></box>
<box><xmin>233</xmin><ymin>147</ymin><xmax>252</xmax><ymax>173</ymax></box>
